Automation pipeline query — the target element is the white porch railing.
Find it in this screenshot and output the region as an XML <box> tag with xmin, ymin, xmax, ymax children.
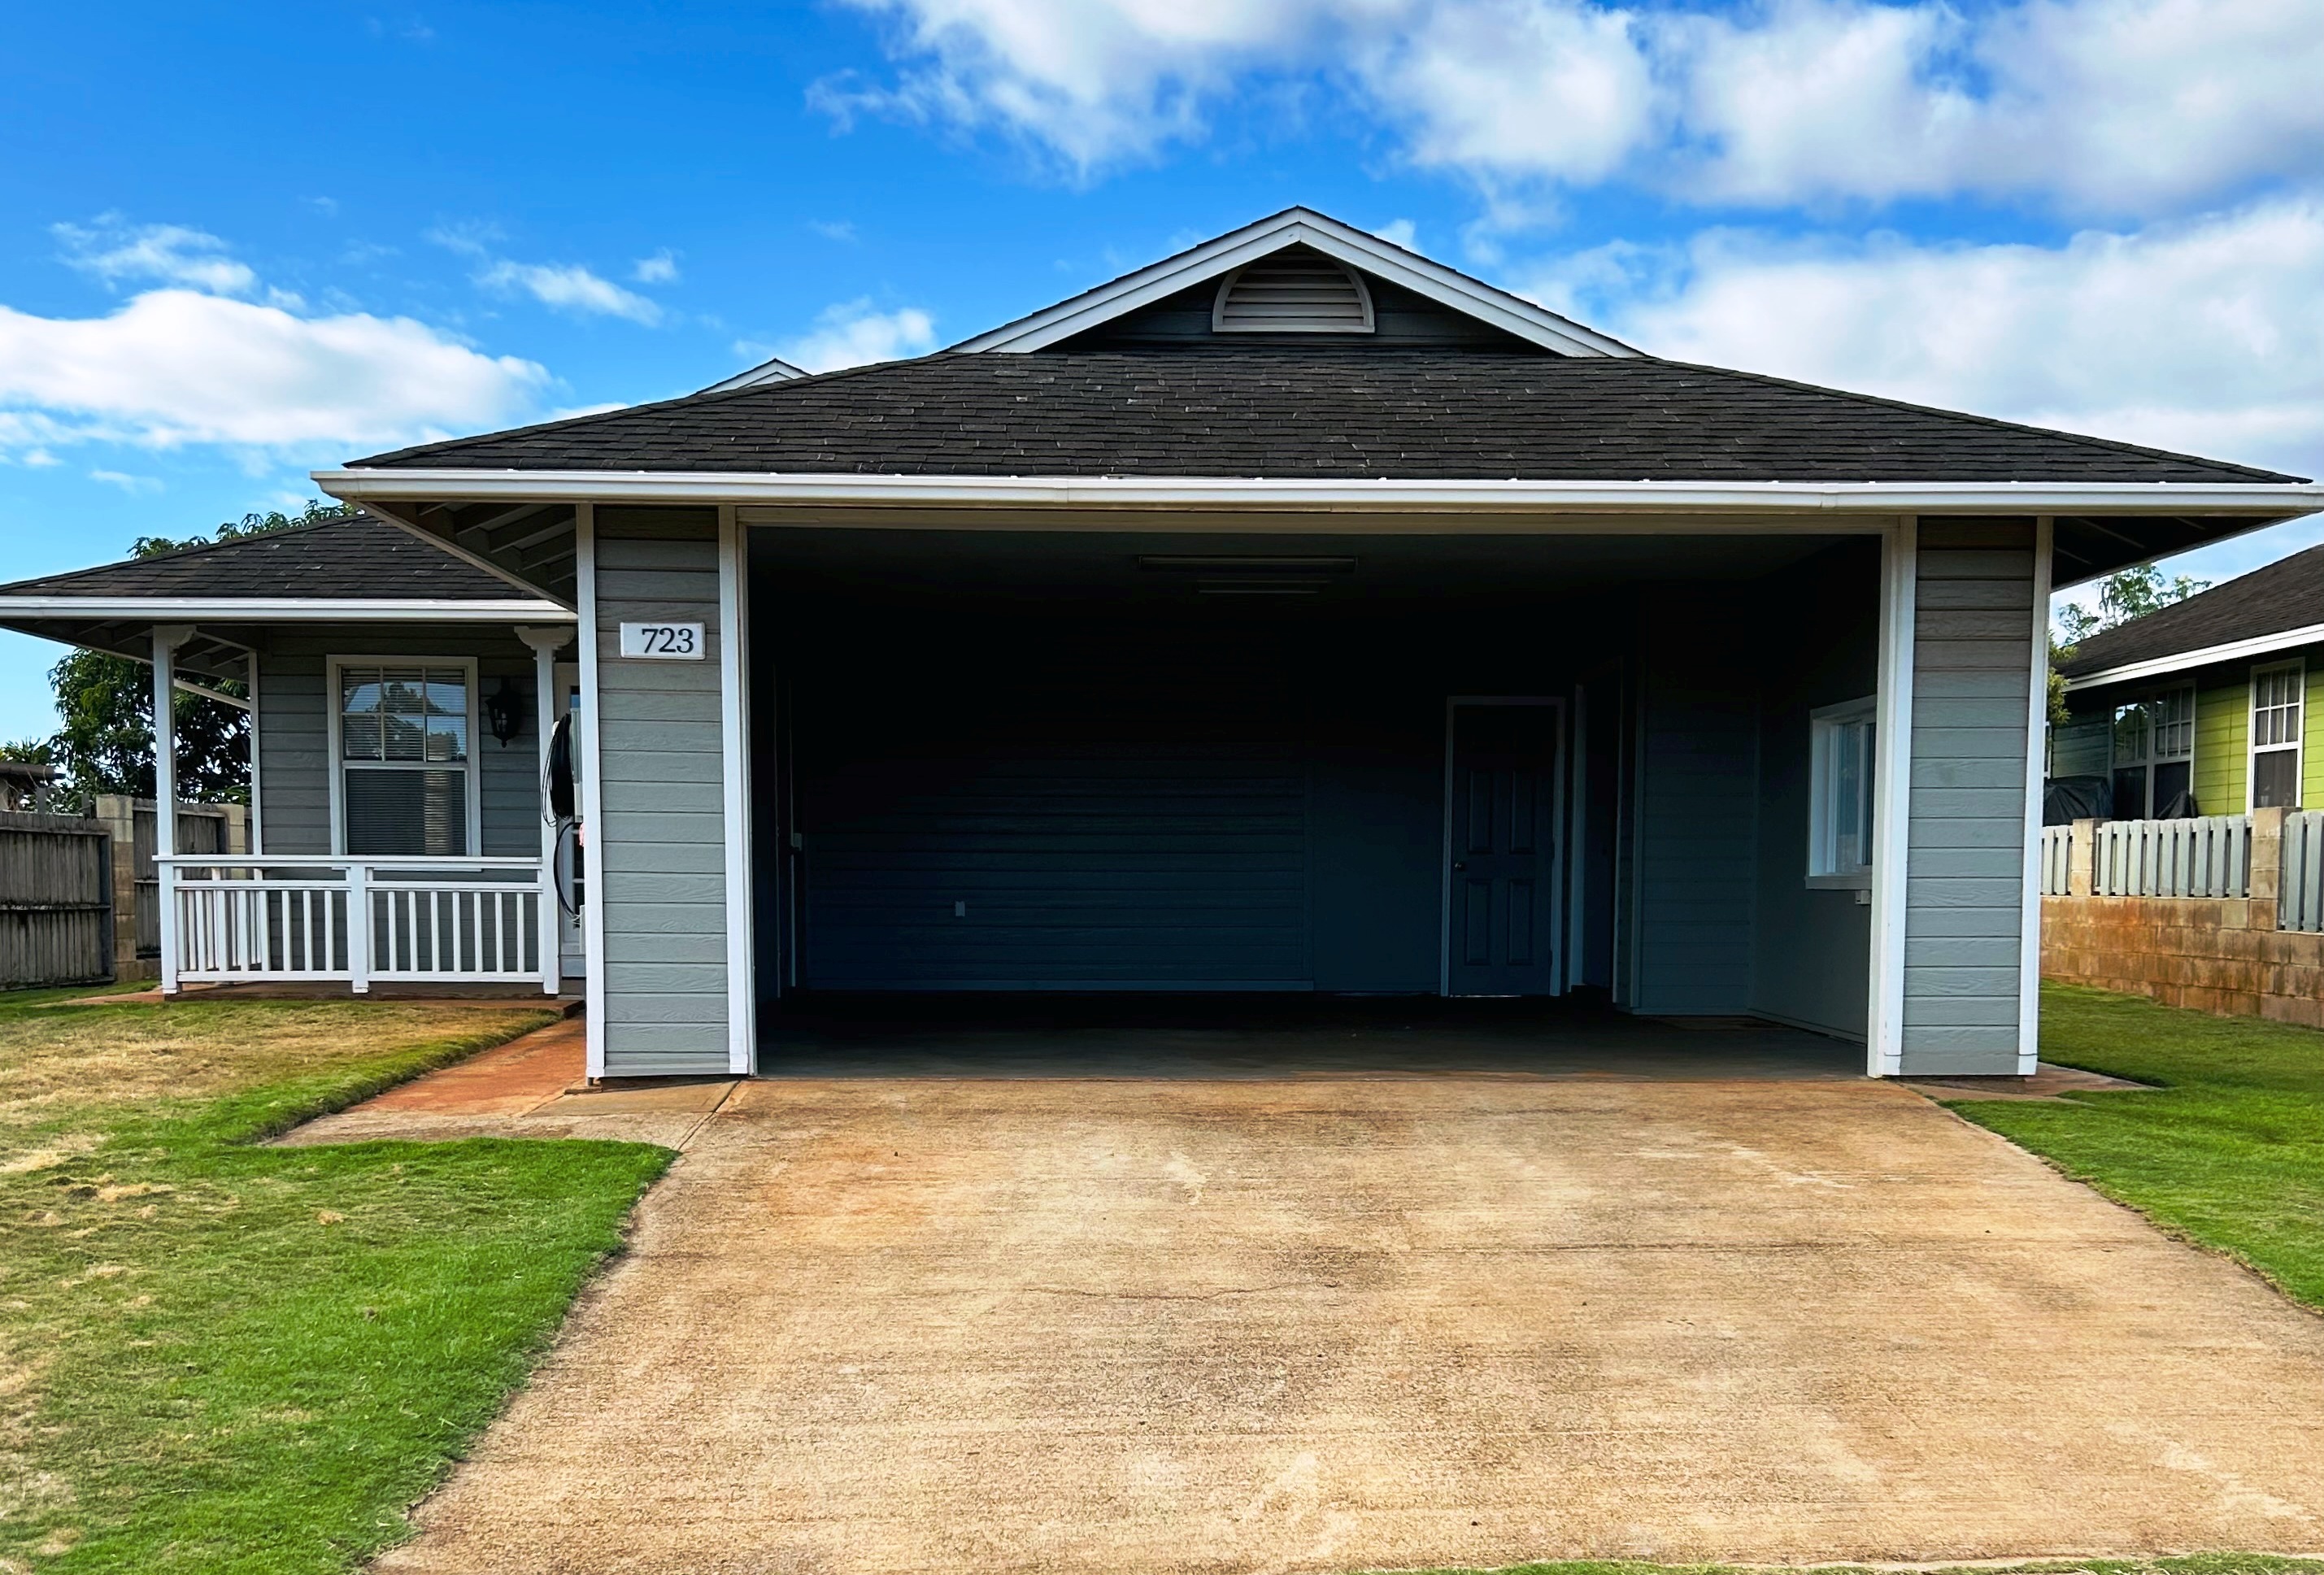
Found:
<box><xmin>158</xmin><ymin>855</ymin><xmax>559</xmax><ymax>994</ymax></box>
<box><xmin>2091</xmin><ymin>815</ymin><xmax>2249</xmax><ymax>898</ymax></box>
<box><xmin>2039</xmin><ymin>824</ymin><xmax>2074</xmax><ymax>895</ymax></box>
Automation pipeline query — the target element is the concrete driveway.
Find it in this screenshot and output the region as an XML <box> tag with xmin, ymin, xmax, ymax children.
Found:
<box><xmin>376</xmin><ymin>1075</ymin><xmax>2324</xmax><ymax>1574</ymax></box>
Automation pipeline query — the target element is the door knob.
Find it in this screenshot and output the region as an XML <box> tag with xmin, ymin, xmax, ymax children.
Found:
<box><xmin>1452</xmin><ymin>862</ymin><xmax>1468</xmax><ymax>871</ymax></box>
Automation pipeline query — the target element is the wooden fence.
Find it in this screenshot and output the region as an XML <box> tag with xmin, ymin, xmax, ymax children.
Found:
<box><xmin>2091</xmin><ymin>814</ymin><xmax>2250</xmax><ymax>899</ymax></box>
<box><xmin>0</xmin><ymin>811</ymin><xmax>114</xmax><ymax>988</ymax></box>
<box><xmin>89</xmin><ymin>796</ymin><xmax>243</xmax><ymax>979</ymax></box>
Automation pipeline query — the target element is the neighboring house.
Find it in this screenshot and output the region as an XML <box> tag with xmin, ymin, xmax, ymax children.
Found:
<box><xmin>2</xmin><ymin>208</ymin><xmax>2317</xmax><ymax>1081</ymax></box>
<box><xmin>2054</xmin><ymin>546</ymin><xmax>2324</xmax><ymax>820</ymax></box>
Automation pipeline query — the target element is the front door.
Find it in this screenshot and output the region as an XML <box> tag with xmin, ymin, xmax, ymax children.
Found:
<box><xmin>1445</xmin><ymin>700</ymin><xmax>1563</xmax><ymax>996</ymax></box>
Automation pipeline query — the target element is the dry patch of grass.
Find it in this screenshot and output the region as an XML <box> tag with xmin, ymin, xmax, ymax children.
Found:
<box><xmin>0</xmin><ymin>991</ymin><xmax>669</xmax><ymax>1574</ymax></box>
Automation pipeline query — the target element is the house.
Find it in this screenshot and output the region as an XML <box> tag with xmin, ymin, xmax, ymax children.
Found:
<box><xmin>2</xmin><ymin>208</ymin><xmax>2317</xmax><ymax>1081</ymax></box>
<box><xmin>2053</xmin><ymin>545</ymin><xmax>2324</xmax><ymax>820</ymax></box>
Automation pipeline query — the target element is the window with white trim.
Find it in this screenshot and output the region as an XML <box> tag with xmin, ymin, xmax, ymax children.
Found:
<box><xmin>1808</xmin><ymin>697</ymin><xmax>1877</xmax><ymax>886</ymax></box>
<box><xmin>334</xmin><ymin>662</ymin><xmax>473</xmax><ymax>855</ymax></box>
<box><xmin>2250</xmin><ymin>659</ymin><xmax>2304</xmax><ymax>810</ymax></box>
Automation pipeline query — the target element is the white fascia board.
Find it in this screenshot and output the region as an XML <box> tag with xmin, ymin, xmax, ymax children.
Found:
<box><xmin>317</xmin><ymin>468</ymin><xmax>2324</xmax><ymax>520</ymax></box>
<box><xmin>0</xmin><ymin>596</ymin><xmax>574</xmax><ymax>621</ymax></box>
<box><xmin>949</xmin><ymin>208</ymin><xmax>1635</xmax><ymax>359</ymax></box>
<box><xmin>2062</xmin><ymin>621</ymin><xmax>2324</xmax><ymax>692</ymax></box>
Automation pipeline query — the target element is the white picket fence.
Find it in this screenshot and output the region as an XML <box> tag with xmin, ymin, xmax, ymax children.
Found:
<box><xmin>2039</xmin><ymin>824</ymin><xmax>2074</xmax><ymax>895</ymax></box>
<box><xmin>2091</xmin><ymin>815</ymin><xmax>2250</xmax><ymax>899</ymax></box>
<box><xmin>160</xmin><ymin>855</ymin><xmax>558</xmax><ymax>994</ymax></box>
<box><xmin>2280</xmin><ymin>811</ymin><xmax>2324</xmax><ymax>933</ymax></box>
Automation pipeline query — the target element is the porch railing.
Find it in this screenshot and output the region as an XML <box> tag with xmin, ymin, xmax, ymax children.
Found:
<box><xmin>2091</xmin><ymin>814</ymin><xmax>2249</xmax><ymax>899</ymax></box>
<box><xmin>158</xmin><ymin>855</ymin><xmax>558</xmax><ymax>994</ymax></box>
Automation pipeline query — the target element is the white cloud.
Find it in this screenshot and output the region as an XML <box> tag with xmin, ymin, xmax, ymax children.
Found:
<box><xmin>777</xmin><ymin>300</ymin><xmax>938</xmax><ymax>372</ymax></box>
<box><xmin>0</xmin><ymin>288</ymin><xmax>549</xmax><ymax>455</ymax></box>
<box><xmin>828</xmin><ymin>0</ymin><xmax>2324</xmax><ymax>212</ymax></box>
<box><xmin>819</xmin><ymin>0</ymin><xmax>1394</xmax><ymax>171</ymax></box>
<box><xmin>54</xmin><ymin>218</ymin><xmax>259</xmax><ymax>295</ymax></box>
<box><xmin>1530</xmin><ymin>197</ymin><xmax>2324</xmax><ymax>482</ymax></box>
<box><xmin>88</xmin><ymin>468</ymin><xmax>163</xmax><ymax>494</ymax></box>
<box><xmin>475</xmin><ymin>259</ymin><xmax>664</xmax><ymax>324</ymax></box>
<box><xmin>809</xmin><ymin>219</ymin><xmax>860</xmax><ymax>241</ymax></box>
<box><xmin>1373</xmin><ymin>219</ymin><xmax>1419</xmax><ymax>250</ymax></box>
<box><xmin>633</xmin><ymin>250</ymin><xmax>680</xmax><ymax>284</ymax></box>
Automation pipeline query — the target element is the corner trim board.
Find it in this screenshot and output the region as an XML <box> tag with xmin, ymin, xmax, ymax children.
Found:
<box><xmin>1868</xmin><ymin>518</ymin><xmax>1918</xmax><ymax>1076</ymax></box>
<box><xmin>717</xmin><ymin>505</ymin><xmax>756</xmax><ymax>1074</ymax></box>
<box><xmin>575</xmin><ymin>504</ymin><xmax>609</xmax><ymax>1080</ymax></box>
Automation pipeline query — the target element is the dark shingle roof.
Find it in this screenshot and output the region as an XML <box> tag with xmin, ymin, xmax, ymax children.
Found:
<box><xmin>352</xmin><ymin>350</ymin><xmax>2303</xmax><ymax>484</ymax></box>
<box><xmin>0</xmin><ymin>513</ymin><xmax>524</xmax><ymax>601</ymax></box>
<box><xmin>2057</xmin><ymin>543</ymin><xmax>2324</xmax><ymax>679</ymax></box>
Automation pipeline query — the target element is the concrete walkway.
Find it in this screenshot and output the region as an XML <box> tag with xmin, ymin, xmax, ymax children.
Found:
<box><xmin>364</xmin><ymin>1072</ymin><xmax>2324</xmax><ymax>1574</ymax></box>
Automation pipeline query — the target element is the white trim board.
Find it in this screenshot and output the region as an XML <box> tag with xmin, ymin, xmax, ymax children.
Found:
<box><xmin>950</xmin><ymin>208</ymin><xmax>1635</xmax><ymax>359</ymax></box>
<box><xmin>317</xmin><ymin>468</ymin><xmax>2324</xmax><ymax>520</ymax></box>
<box><xmin>1867</xmin><ymin>519</ymin><xmax>1918</xmax><ymax>1077</ymax></box>
<box><xmin>2062</xmin><ymin>620</ymin><xmax>2324</xmax><ymax>691</ymax></box>
<box><xmin>716</xmin><ymin>505</ymin><xmax>756</xmax><ymax>1075</ymax></box>
<box><xmin>575</xmin><ymin>504</ymin><xmax>610</xmax><ymax>1081</ymax></box>
<box><xmin>0</xmin><ymin>596</ymin><xmax>572</xmax><ymax>620</ymax></box>
<box><xmin>2017</xmin><ymin>516</ymin><xmax>2055</xmax><ymax>1077</ymax></box>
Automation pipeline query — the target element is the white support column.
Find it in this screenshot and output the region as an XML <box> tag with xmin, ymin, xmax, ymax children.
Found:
<box><xmin>151</xmin><ymin>624</ymin><xmax>192</xmax><ymax>996</ymax></box>
<box><xmin>2017</xmin><ymin>516</ymin><xmax>2055</xmax><ymax>1075</ymax></box>
<box><xmin>575</xmin><ymin>504</ymin><xmax>609</xmax><ymax>1080</ymax></box>
<box><xmin>518</xmin><ymin>625</ymin><xmax>572</xmax><ymax>997</ymax></box>
<box><xmin>716</xmin><ymin>505</ymin><xmax>757</xmax><ymax>1075</ymax></box>
<box><xmin>242</xmin><ymin>643</ymin><xmax>264</xmax><ymax>856</ymax></box>
<box><xmin>1867</xmin><ymin>520</ymin><xmax>1918</xmax><ymax>1076</ymax></box>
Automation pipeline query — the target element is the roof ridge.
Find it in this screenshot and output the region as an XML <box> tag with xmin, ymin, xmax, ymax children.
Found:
<box><xmin>1647</xmin><ymin>359</ymin><xmax>2304</xmax><ymax>485</ymax></box>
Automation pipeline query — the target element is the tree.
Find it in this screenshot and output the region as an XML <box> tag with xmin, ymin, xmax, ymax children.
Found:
<box><xmin>39</xmin><ymin>500</ymin><xmax>355</xmax><ymax>809</ymax></box>
<box><xmin>2047</xmin><ymin>564</ymin><xmax>2212</xmax><ymax>727</ymax></box>
<box><xmin>2053</xmin><ymin>563</ymin><xmax>2209</xmax><ymax>646</ymax></box>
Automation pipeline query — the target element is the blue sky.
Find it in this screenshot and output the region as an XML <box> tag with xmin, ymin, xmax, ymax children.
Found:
<box><xmin>3</xmin><ymin>0</ymin><xmax>2322</xmax><ymax>740</ymax></box>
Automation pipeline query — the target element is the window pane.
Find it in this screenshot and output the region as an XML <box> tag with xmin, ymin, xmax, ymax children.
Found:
<box><xmin>2113</xmin><ymin>766</ymin><xmax>2149</xmax><ymax>820</ymax></box>
<box><xmin>2112</xmin><ymin>705</ymin><xmax>2152</xmax><ymax>766</ymax></box>
<box><xmin>344</xmin><ymin>768</ymin><xmax>468</xmax><ymax>855</ymax></box>
<box><xmin>2154</xmin><ymin>690</ymin><xmax>2195</xmax><ymax>760</ymax></box>
<box><xmin>339</xmin><ymin>668</ymin><xmax>385</xmax><ymax>761</ymax></box>
<box><xmin>2153</xmin><ymin>760</ymin><xmax>2193</xmax><ymax>818</ymax></box>
<box><xmin>378</xmin><ymin>668</ymin><xmax>429</xmax><ymax>762</ymax></box>
<box><xmin>2254</xmin><ymin>749</ymin><xmax>2300</xmax><ymax>810</ymax></box>
<box><xmin>423</xmin><ymin>671</ymin><xmax>468</xmax><ymax>763</ymax></box>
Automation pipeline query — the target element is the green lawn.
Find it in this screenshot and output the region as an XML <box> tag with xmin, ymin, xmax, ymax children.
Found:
<box><xmin>0</xmin><ymin>990</ymin><xmax>671</xmax><ymax>1574</ymax></box>
<box><xmin>1950</xmin><ymin>982</ymin><xmax>2324</xmax><ymax>1312</ymax></box>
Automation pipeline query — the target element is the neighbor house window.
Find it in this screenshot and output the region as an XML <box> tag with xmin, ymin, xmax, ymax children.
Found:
<box><xmin>333</xmin><ymin>661</ymin><xmax>474</xmax><ymax>855</ymax></box>
<box><xmin>2250</xmin><ymin>660</ymin><xmax>2304</xmax><ymax>810</ymax></box>
<box><xmin>1808</xmin><ymin>697</ymin><xmax>1877</xmax><ymax>887</ymax></box>
<box><xmin>2110</xmin><ymin>686</ymin><xmax>2195</xmax><ymax>819</ymax></box>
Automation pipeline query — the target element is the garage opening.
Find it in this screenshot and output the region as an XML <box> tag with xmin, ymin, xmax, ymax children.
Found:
<box><xmin>746</xmin><ymin>525</ymin><xmax>1878</xmax><ymax>1059</ymax></box>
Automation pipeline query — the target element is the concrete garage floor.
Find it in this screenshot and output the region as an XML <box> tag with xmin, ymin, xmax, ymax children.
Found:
<box><xmin>368</xmin><ymin>1046</ymin><xmax>2324</xmax><ymax>1575</ymax></box>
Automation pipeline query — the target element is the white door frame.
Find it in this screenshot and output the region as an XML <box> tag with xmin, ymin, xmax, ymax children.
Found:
<box><xmin>1867</xmin><ymin>517</ymin><xmax>1917</xmax><ymax>1077</ymax></box>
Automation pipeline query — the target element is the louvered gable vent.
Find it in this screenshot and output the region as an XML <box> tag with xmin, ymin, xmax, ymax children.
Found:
<box><xmin>1211</xmin><ymin>249</ymin><xmax>1375</xmax><ymax>334</ymax></box>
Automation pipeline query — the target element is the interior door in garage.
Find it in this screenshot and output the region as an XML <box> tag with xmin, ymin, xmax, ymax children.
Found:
<box><xmin>1445</xmin><ymin>699</ymin><xmax>1564</xmax><ymax>995</ymax></box>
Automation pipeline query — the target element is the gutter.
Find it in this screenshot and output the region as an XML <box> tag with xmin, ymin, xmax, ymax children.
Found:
<box><xmin>316</xmin><ymin>470</ymin><xmax>2324</xmax><ymax>518</ymax></box>
<box><xmin>2061</xmin><ymin>620</ymin><xmax>2324</xmax><ymax>691</ymax></box>
<box><xmin>0</xmin><ymin>596</ymin><xmax>575</xmax><ymax>622</ymax></box>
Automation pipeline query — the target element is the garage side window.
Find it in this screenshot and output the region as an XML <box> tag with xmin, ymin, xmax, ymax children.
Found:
<box><xmin>334</xmin><ymin>661</ymin><xmax>474</xmax><ymax>856</ymax></box>
<box><xmin>1808</xmin><ymin>697</ymin><xmax>1877</xmax><ymax>887</ymax></box>
<box><xmin>2251</xmin><ymin>660</ymin><xmax>2304</xmax><ymax>810</ymax></box>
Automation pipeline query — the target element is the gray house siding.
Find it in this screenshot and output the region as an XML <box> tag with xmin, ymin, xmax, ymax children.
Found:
<box><xmin>1630</xmin><ymin>592</ymin><xmax>1759</xmax><ymax>1013</ymax></box>
<box><xmin>255</xmin><ymin>625</ymin><xmax>543</xmax><ymax>857</ymax></box>
<box><xmin>592</xmin><ymin>507</ymin><xmax>731</xmax><ymax>1077</ymax></box>
<box><xmin>1902</xmin><ymin>520</ymin><xmax>2039</xmax><ymax>1074</ymax></box>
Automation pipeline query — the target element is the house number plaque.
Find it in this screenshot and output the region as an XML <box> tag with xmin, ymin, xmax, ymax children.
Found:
<box><xmin>618</xmin><ymin>621</ymin><xmax>706</xmax><ymax>659</ymax></box>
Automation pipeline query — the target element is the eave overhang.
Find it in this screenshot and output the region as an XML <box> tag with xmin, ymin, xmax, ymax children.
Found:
<box><xmin>2061</xmin><ymin>620</ymin><xmax>2324</xmax><ymax>692</ymax></box>
<box><xmin>320</xmin><ymin>467</ymin><xmax>2324</xmax><ymax>518</ymax></box>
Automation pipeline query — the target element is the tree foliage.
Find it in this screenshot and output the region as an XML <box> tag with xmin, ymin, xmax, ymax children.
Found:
<box><xmin>2048</xmin><ymin>564</ymin><xmax>2211</xmax><ymax>725</ymax></box>
<box><xmin>37</xmin><ymin>500</ymin><xmax>355</xmax><ymax>809</ymax></box>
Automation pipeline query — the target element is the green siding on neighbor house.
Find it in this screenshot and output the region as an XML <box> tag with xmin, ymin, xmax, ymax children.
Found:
<box><xmin>2063</xmin><ymin>641</ymin><xmax>2324</xmax><ymax>816</ymax></box>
